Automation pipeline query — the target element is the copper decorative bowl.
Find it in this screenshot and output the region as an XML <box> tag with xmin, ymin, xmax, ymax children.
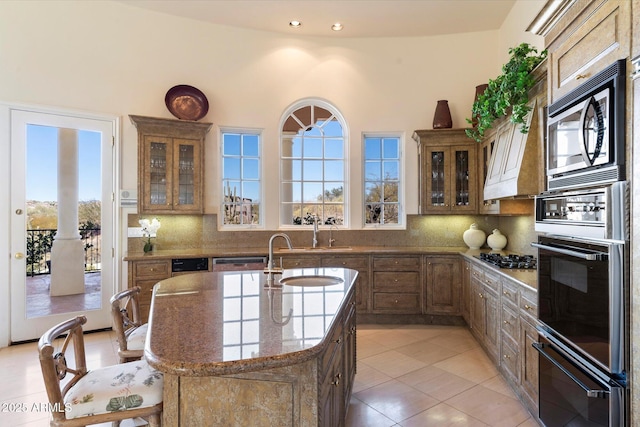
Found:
<box><xmin>164</xmin><ymin>85</ymin><xmax>209</xmax><ymax>121</ymax></box>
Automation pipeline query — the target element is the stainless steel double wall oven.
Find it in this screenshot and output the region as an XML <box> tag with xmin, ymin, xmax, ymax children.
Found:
<box><xmin>533</xmin><ymin>60</ymin><xmax>629</xmax><ymax>426</ymax></box>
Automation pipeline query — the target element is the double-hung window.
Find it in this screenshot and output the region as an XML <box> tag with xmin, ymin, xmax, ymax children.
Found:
<box><xmin>221</xmin><ymin>129</ymin><xmax>261</xmax><ymax>226</ymax></box>
<box><xmin>280</xmin><ymin>101</ymin><xmax>346</xmax><ymax>226</ymax></box>
<box><xmin>363</xmin><ymin>134</ymin><xmax>402</xmax><ymax>226</ymax></box>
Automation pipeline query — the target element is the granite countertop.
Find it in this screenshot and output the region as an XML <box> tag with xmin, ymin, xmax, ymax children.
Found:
<box><xmin>124</xmin><ymin>246</ymin><xmax>468</xmax><ymax>261</ymax></box>
<box><xmin>459</xmin><ymin>249</ymin><xmax>537</xmax><ymax>290</ymax></box>
<box><xmin>144</xmin><ymin>267</ymin><xmax>358</xmax><ymax>377</ymax></box>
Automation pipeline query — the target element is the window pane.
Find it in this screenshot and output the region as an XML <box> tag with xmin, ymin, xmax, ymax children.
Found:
<box><xmin>383</xmin><ymin>138</ymin><xmax>399</xmax><ymax>158</ymax></box>
<box><xmin>383</xmin><ymin>161</ymin><xmax>398</xmax><ymax>180</ymax></box>
<box><xmin>384</xmin><ymin>204</ymin><xmax>399</xmax><ymax>224</ymax></box>
<box><xmin>243</xmin><ymin>158</ymin><xmax>259</xmax><ymax>180</ymax></box>
<box><xmin>243</xmin><ymin>181</ymin><xmax>260</xmax><ymax>202</ymax></box>
<box><xmin>365</xmin><ymin>203</ymin><xmax>382</xmax><ymax>223</ymax></box>
<box><xmin>322</xmin><ymin>119</ymin><xmax>342</xmax><ymax>137</ymax></box>
<box><xmin>364</xmin><ymin>161</ymin><xmax>381</xmax><ymax>181</ymax></box>
<box><xmin>303</xmin><ymin>137</ymin><xmax>323</xmax><ymax>158</ymax></box>
<box><xmin>325</xmin><ymin>139</ymin><xmax>343</xmax><ymax>158</ymax></box>
<box><xmin>324</xmin><ymin>160</ymin><xmax>344</xmax><ymax>181</ymax></box>
<box><xmin>365</xmin><ymin>182</ymin><xmax>382</xmax><ymax>202</ymax></box>
<box><xmin>365</xmin><ymin>138</ymin><xmax>381</xmax><ymax>158</ymax></box>
<box><xmin>323</xmin><ymin>183</ymin><xmax>344</xmax><ymax>202</ymax></box>
<box><xmin>223</xmin><ymin>158</ymin><xmax>241</xmax><ymax>180</ymax></box>
<box><xmin>303</xmin><ymin>160</ymin><xmax>323</xmax><ymax>180</ymax></box>
<box><xmin>243</xmin><ymin>135</ymin><xmax>259</xmax><ymax>156</ymax></box>
<box><xmin>223</xmin><ymin>134</ymin><xmax>241</xmax><ymax>155</ymax></box>
<box><xmin>303</xmin><ymin>182</ymin><xmax>323</xmax><ymax>202</ymax></box>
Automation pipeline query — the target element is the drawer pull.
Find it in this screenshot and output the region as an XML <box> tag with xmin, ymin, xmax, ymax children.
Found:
<box><xmin>478</xmin><ymin>293</ymin><xmax>484</xmax><ymax>299</ymax></box>
<box><xmin>503</xmin><ymin>354</ymin><xmax>511</xmax><ymax>360</ymax></box>
<box><xmin>332</xmin><ymin>373</ymin><xmax>342</xmax><ymax>386</ymax></box>
<box><xmin>394</xmin><ymin>299</ymin><xmax>399</xmax><ymax>304</ymax></box>
<box><xmin>503</xmin><ymin>320</ymin><xmax>510</xmax><ymax>325</ymax></box>
<box><xmin>524</xmin><ymin>304</ymin><xmax>534</xmax><ymax>311</ymax></box>
<box><xmin>503</xmin><ymin>291</ymin><xmax>511</xmax><ymax>296</ymax></box>
<box><xmin>576</xmin><ymin>74</ymin><xmax>588</xmax><ymax>80</ymax></box>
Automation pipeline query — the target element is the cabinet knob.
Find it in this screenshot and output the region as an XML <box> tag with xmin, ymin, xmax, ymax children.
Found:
<box><xmin>503</xmin><ymin>354</ymin><xmax>511</xmax><ymax>360</ymax></box>
<box><xmin>524</xmin><ymin>304</ymin><xmax>533</xmax><ymax>311</ymax></box>
<box><xmin>394</xmin><ymin>299</ymin><xmax>399</xmax><ymax>304</ymax></box>
<box><xmin>478</xmin><ymin>293</ymin><xmax>484</xmax><ymax>299</ymax></box>
<box><xmin>334</xmin><ymin>337</ymin><xmax>342</xmax><ymax>344</ymax></box>
<box><xmin>503</xmin><ymin>291</ymin><xmax>511</xmax><ymax>296</ymax></box>
<box><xmin>503</xmin><ymin>320</ymin><xmax>509</xmax><ymax>325</ymax></box>
<box><xmin>149</xmin><ymin>268</ymin><xmax>155</xmax><ymax>272</ymax></box>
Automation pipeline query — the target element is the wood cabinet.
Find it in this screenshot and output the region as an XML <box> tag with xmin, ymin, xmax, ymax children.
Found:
<box><xmin>539</xmin><ymin>0</ymin><xmax>631</xmax><ymax>103</ymax></box>
<box><xmin>322</xmin><ymin>255</ymin><xmax>370</xmax><ymax>314</ymax></box>
<box><xmin>413</xmin><ymin>129</ymin><xmax>477</xmax><ymax>214</ymax></box>
<box><xmin>371</xmin><ymin>255</ymin><xmax>422</xmax><ymax>313</ymax></box>
<box><xmin>469</xmin><ymin>263</ymin><xmax>500</xmax><ymax>362</ymax></box>
<box><xmin>425</xmin><ymin>256</ymin><xmax>461</xmax><ymax>315</ymax></box>
<box><xmin>463</xmin><ymin>258</ymin><xmax>540</xmax><ymax>418</ymax></box>
<box><xmin>318</xmin><ymin>289</ymin><xmax>356</xmax><ymax>427</ymax></box>
<box><xmin>130</xmin><ymin>115</ymin><xmax>212</xmax><ymax>214</ymax></box>
<box><xmin>127</xmin><ymin>259</ymin><xmax>171</xmax><ymax>323</ymax></box>
<box><xmin>461</xmin><ymin>259</ymin><xmax>472</xmax><ymax>323</ymax></box>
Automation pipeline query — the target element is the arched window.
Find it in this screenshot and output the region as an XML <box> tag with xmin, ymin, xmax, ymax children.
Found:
<box><xmin>280</xmin><ymin>99</ymin><xmax>347</xmax><ymax>226</ymax></box>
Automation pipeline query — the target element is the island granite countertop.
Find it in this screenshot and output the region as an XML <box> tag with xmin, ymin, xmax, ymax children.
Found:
<box><xmin>144</xmin><ymin>267</ymin><xmax>358</xmax><ymax>377</ymax></box>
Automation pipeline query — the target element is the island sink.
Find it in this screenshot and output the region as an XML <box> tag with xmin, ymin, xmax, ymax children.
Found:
<box><xmin>279</xmin><ymin>275</ymin><xmax>344</xmax><ymax>287</ymax></box>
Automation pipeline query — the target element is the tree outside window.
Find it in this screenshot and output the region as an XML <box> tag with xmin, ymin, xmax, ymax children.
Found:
<box><xmin>221</xmin><ymin>131</ymin><xmax>261</xmax><ymax>226</ymax></box>
<box><xmin>364</xmin><ymin>135</ymin><xmax>402</xmax><ymax>226</ymax></box>
<box><xmin>280</xmin><ymin>101</ymin><xmax>346</xmax><ymax>226</ymax></box>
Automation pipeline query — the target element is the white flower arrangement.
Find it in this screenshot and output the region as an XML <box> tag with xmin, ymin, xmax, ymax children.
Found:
<box><xmin>139</xmin><ymin>218</ymin><xmax>161</xmax><ymax>253</ymax></box>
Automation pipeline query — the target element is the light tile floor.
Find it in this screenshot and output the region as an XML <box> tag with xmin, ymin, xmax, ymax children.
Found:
<box><xmin>0</xmin><ymin>324</ymin><xmax>539</xmax><ymax>426</ymax></box>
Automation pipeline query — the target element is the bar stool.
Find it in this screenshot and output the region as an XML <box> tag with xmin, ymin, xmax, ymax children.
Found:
<box><xmin>38</xmin><ymin>315</ymin><xmax>163</xmax><ymax>426</ymax></box>
<box><xmin>110</xmin><ymin>286</ymin><xmax>148</xmax><ymax>363</ymax></box>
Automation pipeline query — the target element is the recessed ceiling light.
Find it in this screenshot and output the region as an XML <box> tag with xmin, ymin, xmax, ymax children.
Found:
<box><xmin>289</xmin><ymin>20</ymin><xmax>302</xmax><ymax>28</ymax></box>
<box><xmin>331</xmin><ymin>23</ymin><xmax>343</xmax><ymax>31</ymax></box>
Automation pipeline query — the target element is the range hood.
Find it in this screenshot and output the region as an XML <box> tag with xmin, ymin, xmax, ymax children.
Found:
<box><xmin>483</xmin><ymin>98</ymin><xmax>543</xmax><ymax>200</ymax></box>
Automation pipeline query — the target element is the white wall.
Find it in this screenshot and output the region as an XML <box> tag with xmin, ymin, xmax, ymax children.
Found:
<box><xmin>0</xmin><ymin>0</ymin><xmax>543</xmax><ymax>345</ymax></box>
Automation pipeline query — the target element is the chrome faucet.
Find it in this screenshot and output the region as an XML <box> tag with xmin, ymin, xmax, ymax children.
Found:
<box><xmin>328</xmin><ymin>224</ymin><xmax>338</xmax><ymax>247</ymax></box>
<box><xmin>265</xmin><ymin>233</ymin><xmax>292</xmax><ymax>287</ymax></box>
<box><xmin>312</xmin><ymin>216</ymin><xmax>319</xmax><ymax>248</ymax></box>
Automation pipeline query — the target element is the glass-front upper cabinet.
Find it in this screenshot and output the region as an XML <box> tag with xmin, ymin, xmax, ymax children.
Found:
<box><xmin>413</xmin><ymin>129</ymin><xmax>477</xmax><ymax>214</ymax></box>
<box><xmin>131</xmin><ymin>115</ymin><xmax>212</xmax><ymax>214</ymax></box>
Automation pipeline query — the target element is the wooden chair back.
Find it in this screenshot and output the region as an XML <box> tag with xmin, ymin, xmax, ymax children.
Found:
<box><xmin>110</xmin><ymin>286</ymin><xmax>145</xmax><ymax>363</ymax></box>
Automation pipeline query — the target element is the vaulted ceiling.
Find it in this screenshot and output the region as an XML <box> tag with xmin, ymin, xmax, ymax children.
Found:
<box><xmin>115</xmin><ymin>0</ymin><xmax>517</xmax><ymax>38</ymax></box>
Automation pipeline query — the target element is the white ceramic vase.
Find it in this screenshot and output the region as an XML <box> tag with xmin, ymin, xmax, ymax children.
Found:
<box><xmin>487</xmin><ymin>229</ymin><xmax>507</xmax><ymax>251</ymax></box>
<box><xmin>463</xmin><ymin>223</ymin><xmax>486</xmax><ymax>249</ymax></box>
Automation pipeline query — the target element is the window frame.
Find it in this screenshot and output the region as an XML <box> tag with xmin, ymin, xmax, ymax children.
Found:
<box><xmin>362</xmin><ymin>132</ymin><xmax>405</xmax><ymax>228</ymax></box>
<box><xmin>278</xmin><ymin>98</ymin><xmax>349</xmax><ymax>229</ymax></box>
<box><xmin>219</xmin><ymin>127</ymin><xmax>264</xmax><ymax>229</ymax></box>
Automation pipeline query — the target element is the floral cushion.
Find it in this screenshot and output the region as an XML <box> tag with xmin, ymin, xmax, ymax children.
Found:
<box><xmin>64</xmin><ymin>359</ymin><xmax>162</xmax><ymax>419</ymax></box>
<box><xmin>126</xmin><ymin>323</ymin><xmax>148</xmax><ymax>351</ymax></box>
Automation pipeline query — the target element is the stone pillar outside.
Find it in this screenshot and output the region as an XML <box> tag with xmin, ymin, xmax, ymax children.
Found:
<box><xmin>50</xmin><ymin>128</ymin><xmax>85</xmax><ymax>296</ymax></box>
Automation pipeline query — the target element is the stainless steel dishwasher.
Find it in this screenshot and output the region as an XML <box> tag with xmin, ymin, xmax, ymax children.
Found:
<box><xmin>211</xmin><ymin>256</ymin><xmax>267</xmax><ymax>272</ymax></box>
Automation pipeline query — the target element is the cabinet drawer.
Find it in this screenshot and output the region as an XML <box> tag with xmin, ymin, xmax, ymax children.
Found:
<box><xmin>373</xmin><ymin>256</ymin><xmax>420</xmax><ymax>270</ymax></box>
<box><xmin>470</xmin><ymin>263</ymin><xmax>484</xmax><ymax>281</ymax></box>
<box><xmin>319</xmin><ymin>322</ymin><xmax>343</xmax><ymax>378</ymax></box>
<box><xmin>500</xmin><ymin>333</ymin><xmax>520</xmax><ymax>382</ymax></box>
<box><xmin>134</xmin><ymin>261</ymin><xmax>170</xmax><ymax>279</ymax></box>
<box><xmin>483</xmin><ymin>270</ymin><xmax>501</xmax><ymax>292</ymax></box>
<box><xmin>281</xmin><ymin>257</ymin><xmax>321</xmax><ymax>269</ymax></box>
<box><xmin>501</xmin><ymin>279</ymin><xmax>519</xmax><ymax>307</ymax></box>
<box><xmin>322</xmin><ymin>256</ymin><xmax>369</xmax><ymax>270</ymax></box>
<box><xmin>373</xmin><ymin>293</ymin><xmax>420</xmax><ymax>313</ymax></box>
<box><xmin>372</xmin><ymin>272</ymin><xmax>419</xmax><ymax>292</ymax></box>
<box><xmin>520</xmin><ymin>290</ymin><xmax>537</xmax><ymax>322</ymax></box>
<box><xmin>501</xmin><ymin>304</ymin><xmax>519</xmax><ymax>340</ymax></box>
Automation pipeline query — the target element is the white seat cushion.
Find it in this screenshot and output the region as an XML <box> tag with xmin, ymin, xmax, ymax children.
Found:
<box><xmin>64</xmin><ymin>359</ymin><xmax>162</xmax><ymax>419</ymax></box>
<box><xmin>126</xmin><ymin>323</ymin><xmax>148</xmax><ymax>351</ymax></box>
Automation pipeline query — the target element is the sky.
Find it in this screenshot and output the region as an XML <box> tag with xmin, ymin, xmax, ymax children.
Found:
<box><xmin>26</xmin><ymin>124</ymin><xmax>102</xmax><ymax>202</ymax></box>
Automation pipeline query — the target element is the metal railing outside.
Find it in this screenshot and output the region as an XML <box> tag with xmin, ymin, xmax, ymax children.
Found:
<box><xmin>26</xmin><ymin>228</ymin><xmax>101</xmax><ymax>276</ymax></box>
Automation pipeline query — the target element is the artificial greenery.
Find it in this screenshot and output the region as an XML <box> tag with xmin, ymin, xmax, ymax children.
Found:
<box><xmin>466</xmin><ymin>43</ymin><xmax>547</xmax><ymax>142</ymax></box>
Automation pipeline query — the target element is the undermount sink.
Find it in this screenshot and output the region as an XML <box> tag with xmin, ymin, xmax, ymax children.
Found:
<box><xmin>283</xmin><ymin>246</ymin><xmax>353</xmax><ymax>251</ymax></box>
<box><xmin>279</xmin><ymin>275</ymin><xmax>344</xmax><ymax>287</ymax></box>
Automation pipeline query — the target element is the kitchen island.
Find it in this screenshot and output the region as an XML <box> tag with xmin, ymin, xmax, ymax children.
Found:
<box><xmin>145</xmin><ymin>267</ymin><xmax>359</xmax><ymax>426</ymax></box>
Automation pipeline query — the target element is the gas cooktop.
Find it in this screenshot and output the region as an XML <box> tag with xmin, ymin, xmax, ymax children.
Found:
<box><xmin>475</xmin><ymin>253</ymin><xmax>537</xmax><ymax>269</ymax></box>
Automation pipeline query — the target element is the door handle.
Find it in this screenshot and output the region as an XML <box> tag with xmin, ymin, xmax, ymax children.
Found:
<box><xmin>14</xmin><ymin>252</ymin><xmax>24</xmax><ymax>259</ymax></box>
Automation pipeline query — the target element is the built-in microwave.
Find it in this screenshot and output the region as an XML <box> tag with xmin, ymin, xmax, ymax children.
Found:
<box><xmin>546</xmin><ymin>60</ymin><xmax>626</xmax><ymax>191</ymax></box>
